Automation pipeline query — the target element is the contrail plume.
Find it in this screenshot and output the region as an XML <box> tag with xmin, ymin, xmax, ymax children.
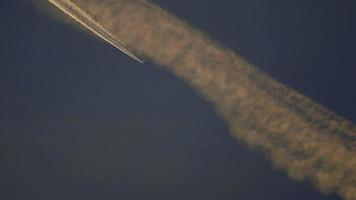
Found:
<box><xmin>46</xmin><ymin>0</ymin><xmax>356</xmax><ymax>199</ymax></box>
<box><xmin>47</xmin><ymin>0</ymin><xmax>144</xmax><ymax>63</ymax></box>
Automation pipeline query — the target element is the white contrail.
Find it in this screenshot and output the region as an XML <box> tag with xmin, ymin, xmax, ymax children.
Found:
<box><xmin>47</xmin><ymin>0</ymin><xmax>144</xmax><ymax>63</ymax></box>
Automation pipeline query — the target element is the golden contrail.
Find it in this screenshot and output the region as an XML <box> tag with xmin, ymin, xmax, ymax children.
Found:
<box><xmin>46</xmin><ymin>0</ymin><xmax>356</xmax><ymax>199</ymax></box>
<box><xmin>47</xmin><ymin>0</ymin><xmax>144</xmax><ymax>63</ymax></box>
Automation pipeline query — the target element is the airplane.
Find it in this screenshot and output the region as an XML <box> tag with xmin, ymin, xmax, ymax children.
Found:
<box><xmin>48</xmin><ymin>0</ymin><xmax>145</xmax><ymax>63</ymax></box>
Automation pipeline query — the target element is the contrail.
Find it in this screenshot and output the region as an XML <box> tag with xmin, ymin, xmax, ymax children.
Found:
<box><xmin>47</xmin><ymin>0</ymin><xmax>144</xmax><ymax>63</ymax></box>
<box><xmin>46</xmin><ymin>0</ymin><xmax>356</xmax><ymax>199</ymax></box>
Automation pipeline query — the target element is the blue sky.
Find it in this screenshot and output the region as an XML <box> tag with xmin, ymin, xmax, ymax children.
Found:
<box><xmin>0</xmin><ymin>0</ymin><xmax>355</xmax><ymax>199</ymax></box>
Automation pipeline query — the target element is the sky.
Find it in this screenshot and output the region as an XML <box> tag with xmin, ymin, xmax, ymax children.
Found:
<box><xmin>0</xmin><ymin>0</ymin><xmax>355</xmax><ymax>199</ymax></box>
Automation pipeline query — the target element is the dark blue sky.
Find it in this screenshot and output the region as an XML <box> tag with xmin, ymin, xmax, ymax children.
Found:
<box><xmin>0</xmin><ymin>0</ymin><xmax>355</xmax><ymax>199</ymax></box>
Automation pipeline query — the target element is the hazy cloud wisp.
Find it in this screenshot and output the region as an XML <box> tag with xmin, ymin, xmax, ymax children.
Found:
<box><xmin>46</xmin><ymin>0</ymin><xmax>356</xmax><ymax>199</ymax></box>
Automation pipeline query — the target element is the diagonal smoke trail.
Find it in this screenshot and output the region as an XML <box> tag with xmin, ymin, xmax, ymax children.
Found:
<box><xmin>47</xmin><ymin>0</ymin><xmax>356</xmax><ymax>199</ymax></box>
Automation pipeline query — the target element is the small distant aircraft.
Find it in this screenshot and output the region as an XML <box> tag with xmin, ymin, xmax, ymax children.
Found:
<box><xmin>48</xmin><ymin>0</ymin><xmax>144</xmax><ymax>63</ymax></box>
